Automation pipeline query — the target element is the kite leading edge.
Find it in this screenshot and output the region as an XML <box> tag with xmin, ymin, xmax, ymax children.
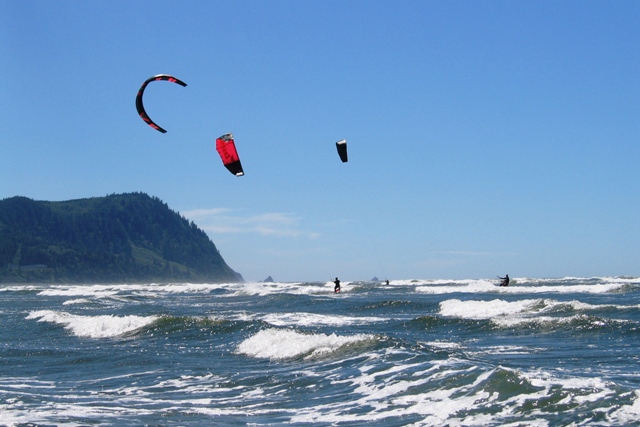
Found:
<box><xmin>135</xmin><ymin>74</ymin><xmax>187</xmax><ymax>133</ymax></box>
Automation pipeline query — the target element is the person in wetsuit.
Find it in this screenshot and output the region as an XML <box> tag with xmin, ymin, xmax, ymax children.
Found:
<box><xmin>498</xmin><ymin>274</ymin><xmax>510</xmax><ymax>287</ymax></box>
<box><xmin>334</xmin><ymin>277</ymin><xmax>341</xmax><ymax>293</ymax></box>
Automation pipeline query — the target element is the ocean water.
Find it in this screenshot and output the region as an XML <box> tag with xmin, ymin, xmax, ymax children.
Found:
<box><xmin>1</xmin><ymin>277</ymin><xmax>640</xmax><ymax>426</ymax></box>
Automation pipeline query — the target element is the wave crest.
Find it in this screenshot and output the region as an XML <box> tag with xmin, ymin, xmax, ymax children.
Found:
<box><xmin>26</xmin><ymin>310</ymin><xmax>159</xmax><ymax>338</ymax></box>
<box><xmin>236</xmin><ymin>328</ymin><xmax>375</xmax><ymax>360</ymax></box>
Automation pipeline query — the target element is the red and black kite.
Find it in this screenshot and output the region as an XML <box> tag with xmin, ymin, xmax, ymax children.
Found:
<box><xmin>135</xmin><ymin>74</ymin><xmax>187</xmax><ymax>133</ymax></box>
<box><xmin>216</xmin><ymin>133</ymin><xmax>244</xmax><ymax>176</ymax></box>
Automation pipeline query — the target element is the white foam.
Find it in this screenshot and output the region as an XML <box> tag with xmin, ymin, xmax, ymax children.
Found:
<box><xmin>290</xmin><ymin>358</ymin><xmax>490</xmax><ymax>424</ymax></box>
<box><xmin>230</xmin><ymin>281</ymin><xmax>338</xmax><ymax>296</ymax></box>
<box><xmin>422</xmin><ymin>341</ymin><xmax>463</xmax><ymax>351</ymax></box>
<box><xmin>62</xmin><ymin>298</ymin><xmax>93</xmax><ymax>305</ymax></box>
<box><xmin>0</xmin><ymin>285</ymin><xmax>42</xmax><ymax>293</ymax></box>
<box><xmin>609</xmin><ymin>390</ymin><xmax>640</xmax><ymax>424</ymax></box>
<box><xmin>37</xmin><ymin>282</ymin><xmax>231</xmax><ymax>298</ymax></box>
<box><xmin>470</xmin><ymin>345</ymin><xmax>544</xmax><ymax>355</ymax></box>
<box><xmin>492</xmin><ymin>314</ymin><xmax>629</xmax><ymax>329</ymax></box>
<box><xmin>259</xmin><ymin>312</ymin><xmax>389</xmax><ymax>327</ymax></box>
<box><xmin>412</xmin><ymin>278</ymin><xmax>628</xmax><ymax>295</ymax></box>
<box><xmin>0</xmin><ymin>400</ymin><xmax>153</xmax><ymax>427</ymax></box>
<box><xmin>26</xmin><ymin>277</ymin><xmax>637</xmax><ymax>302</ymax></box>
<box><xmin>26</xmin><ymin>310</ymin><xmax>159</xmax><ymax>338</ymax></box>
<box><xmin>438</xmin><ymin>298</ymin><xmax>638</xmax><ymax>330</ymax></box>
<box><xmin>236</xmin><ymin>328</ymin><xmax>374</xmax><ymax>360</ymax></box>
<box><xmin>412</xmin><ymin>279</ymin><xmax>496</xmax><ymax>294</ymax></box>
<box><xmin>290</xmin><ymin>359</ymin><xmax>633</xmax><ymax>426</ymax></box>
<box><xmin>439</xmin><ymin>299</ymin><xmax>542</xmax><ymax>319</ymax></box>
<box><xmin>503</xmin><ymin>283</ymin><xmax>625</xmax><ymax>294</ymax></box>
<box><xmin>38</xmin><ymin>285</ymin><xmax>120</xmax><ymax>298</ymax></box>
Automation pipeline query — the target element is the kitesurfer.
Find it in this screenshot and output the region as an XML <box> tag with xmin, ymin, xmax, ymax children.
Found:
<box><xmin>334</xmin><ymin>277</ymin><xmax>341</xmax><ymax>293</ymax></box>
<box><xmin>385</xmin><ymin>280</ymin><xmax>390</xmax><ymax>285</ymax></box>
<box><xmin>498</xmin><ymin>275</ymin><xmax>510</xmax><ymax>287</ymax></box>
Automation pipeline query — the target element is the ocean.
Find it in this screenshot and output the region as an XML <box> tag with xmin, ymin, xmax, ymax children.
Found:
<box><xmin>1</xmin><ymin>277</ymin><xmax>639</xmax><ymax>426</ymax></box>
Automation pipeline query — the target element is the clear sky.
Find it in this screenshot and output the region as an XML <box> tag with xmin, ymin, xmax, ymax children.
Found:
<box><xmin>2</xmin><ymin>1</ymin><xmax>638</xmax><ymax>282</ymax></box>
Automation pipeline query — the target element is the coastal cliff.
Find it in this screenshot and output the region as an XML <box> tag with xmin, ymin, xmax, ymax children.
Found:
<box><xmin>0</xmin><ymin>193</ymin><xmax>243</xmax><ymax>283</ymax></box>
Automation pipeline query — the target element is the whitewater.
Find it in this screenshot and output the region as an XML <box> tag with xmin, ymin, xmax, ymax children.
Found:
<box><xmin>1</xmin><ymin>277</ymin><xmax>639</xmax><ymax>426</ymax></box>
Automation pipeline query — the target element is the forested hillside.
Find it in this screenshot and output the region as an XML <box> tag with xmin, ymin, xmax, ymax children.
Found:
<box><xmin>0</xmin><ymin>193</ymin><xmax>243</xmax><ymax>283</ymax></box>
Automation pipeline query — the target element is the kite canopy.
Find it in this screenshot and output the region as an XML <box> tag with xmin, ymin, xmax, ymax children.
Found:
<box><xmin>216</xmin><ymin>133</ymin><xmax>244</xmax><ymax>176</ymax></box>
<box><xmin>135</xmin><ymin>74</ymin><xmax>187</xmax><ymax>133</ymax></box>
<box><xmin>336</xmin><ymin>139</ymin><xmax>348</xmax><ymax>162</ymax></box>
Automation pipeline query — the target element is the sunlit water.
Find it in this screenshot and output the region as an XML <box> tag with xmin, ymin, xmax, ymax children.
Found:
<box><xmin>1</xmin><ymin>277</ymin><xmax>640</xmax><ymax>426</ymax></box>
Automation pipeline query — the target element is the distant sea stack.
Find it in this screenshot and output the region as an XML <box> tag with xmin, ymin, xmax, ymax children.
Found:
<box><xmin>0</xmin><ymin>192</ymin><xmax>243</xmax><ymax>283</ymax></box>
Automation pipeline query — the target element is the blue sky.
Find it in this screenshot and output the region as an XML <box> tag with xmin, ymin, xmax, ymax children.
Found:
<box><xmin>2</xmin><ymin>1</ymin><xmax>638</xmax><ymax>282</ymax></box>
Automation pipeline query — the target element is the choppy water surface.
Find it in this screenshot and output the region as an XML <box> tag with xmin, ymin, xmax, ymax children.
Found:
<box><xmin>1</xmin><ymin>277</ymin><xmax>640</xmax><ymax>426</ymax></box>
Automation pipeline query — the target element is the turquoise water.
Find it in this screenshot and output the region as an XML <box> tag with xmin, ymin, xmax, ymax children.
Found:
<box><xmin>1</xmin><ymin>277</ymin><xmax>639</xmax><ymax>426</ymax></box>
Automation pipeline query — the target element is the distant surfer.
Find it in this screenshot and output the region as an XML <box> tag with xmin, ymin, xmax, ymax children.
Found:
<box><xmin>385</xmin><ymin>279</ymin><xmax>389</xmax><ymax>286</ymax></box>
<box><xmin>334</xmin><ymin>277</ymin><xmax>341</xmax><ymax>293</ymax></box>
<box><xmin>498</xmin><ymin>274</ymin><xmax>510</xmax><ymax>287</ymax></box>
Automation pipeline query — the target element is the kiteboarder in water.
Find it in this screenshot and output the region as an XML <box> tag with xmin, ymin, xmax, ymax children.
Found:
<box><xmin>498</xmin><ymin>275</ymin><xmax>510</xmax><ymax>287</ymax></box>
<box><xmin>334</xmin><ymin>277</ymin><xmax>341</xmax><ymax>293</ymax></box>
